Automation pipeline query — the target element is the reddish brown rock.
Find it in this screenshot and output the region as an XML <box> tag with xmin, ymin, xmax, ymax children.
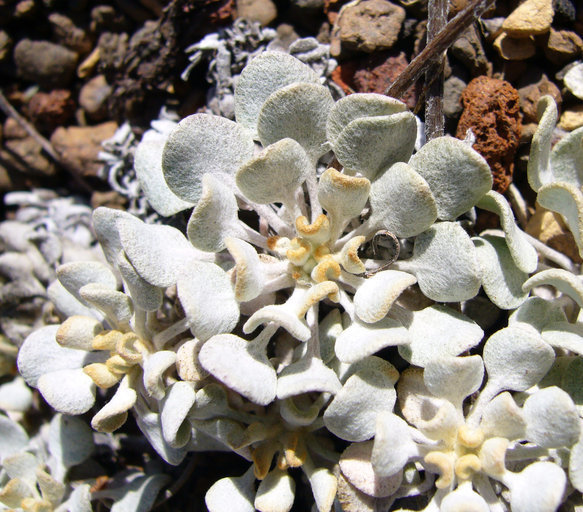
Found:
<box><xmin>27</xmin><ymin>90</ymin><xmax>76</xmax><ymax>134</ymax></box>
<box><xmin>331</xmin><ymin>51</ymin><xmax>419</xmax><ymax>110</ymax></box>
<box><xmin>456</xmin><ymin>76</ymin><xmax>522</xmax><ymax>194</ymax></box>
<box><xmin>50</xmin><ymin>122</ymin><xmax>118</xmax><ymax>179</ymax></box>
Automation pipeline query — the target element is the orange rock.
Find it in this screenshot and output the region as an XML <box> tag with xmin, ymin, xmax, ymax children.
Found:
<box><xmin>456</xmin><ymin>76</ymin><xmax>521</xmax><ymax>194</ymax></box>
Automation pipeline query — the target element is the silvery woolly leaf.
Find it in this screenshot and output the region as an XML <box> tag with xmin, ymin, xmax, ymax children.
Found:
<box><xmin>371</xmin><ymin>412</ymin><xmax>417</xmax><ymax>478</ymax></box>
<box><xmin>177</xmin><ymin>261</ymin><xmax>239</xmax><ymax>342</ymax></box>
<box><xmin>508</xmin><ymin>296</ymin><xmax>567</xmax><ymax>332</ymax></box>
<box><xmin>302</xmin><ymin>456</ymin><xmax>337</xmax><ymax>512</ymax></box>
<box><xmin>162</xmin><ymin>113</ymin><xmax>255</xmax><ymax>204</ymax></box>
<box><xmin>205</xmin><ymin>468</ymin><xmax>256</xmax><ymax>512</ymax></box>
<box><xmin>79</xmin><ymin>283</ymin><xmax>133</xmax><ymax>326</ymax></box>
<box><xmin>473</xmin><ymin>235</ymin><xmax>529</xmax><ymax>310</ymax></box>
<box><xmin>354</xmin><ymin>270</ymin><xmax>417</xmax><ymax>323</ymax></box>
<box><xmin>48</xmin><ymin>280</ymin><xmax>98</xmax><ymax>319</ymax></box>
<box><xmin>319</xmin><ymin>308</ymin><xmax>343</xmax><ymax>365</ymax></box>
<box><xmin>135</xmin><ymin>405</ymin><xmax>188</xmax><ymax>465</ymax></box>
<box><xmin>542</xmin><ymin>321</ymin><xmax>583</xmax><ymax>355</ymax></box>
<box><xmin>402</xmin><ymin>222</ymin><xmax>481</xmax><ymax>302</ymax></box>
<box><xmin>189</xmin><ymin>417</ymin><xmax>250</xmax><ymax>459</ymax></box>
<box><xmin>92</xmin><ymin>207</ymin><xmax>136</xmax><ymax>266</ymax></box>
<box><xmin>479</xmin><ymin>392</ymin><xmax>526</xmax><ymax>441</ymax></box>
<box><xmin>225</xmin><ymin>237</ymin><xmax>265</xmax><ymax>303</ymax></box>
<box><xmin>235</xmin><ymin>51</ymin><xmax>320</xmax><ymax>136</ymax></box>
<box><xmin>117</xmin><ymin>252</ymin><xmax>163</xmax><ymax>311</ymax></box>
<box><xmin>49</xmin><ymin>414</ymin><xmax>93</xmax><ymax>470</ymax></box>
<box><xmin>0</xmin><ymin>377</ymin><xmax>33</xmax><ymax>413</ymax></box>
<box><xmin>117</xmin><ymin>214</ymin><xmax>202</xmax><ymax>288</ymax></box>
<box><xmin>3</xmin><ymin>452</ymin><xmax>38</xmax><ymax>488</ymax></box>
<box><xmin>318</xmin><ymin>168</ymin><xmax>370</xmax><ymax>236</ymax></box>
<box><xmin>523</xmin><ymin>386</ymin><xmax>580</xmax><ymax>448</ymax></box>
<box><xmin>327</xmin><ymin>94</ymin><xmax>407</xmax><ymax>146</ymax></box>
<box><xmin>244</xmin><ymin>304</ymin><xmax>310</xmax><ymax>341</ymax></box>
<box><xmin>482</xmin><ymin>325</ymin><xmax>554</xmax><ymax>393</ymax></box>
<box><xmin>507</xmin><ymin>462</ymin><xmax>566</xmax><ymax>512</ymax></box>
<box><xmin>255</xmin><ymin>469</ymin><xmax>295</xmax><ymax>512</ymax></box>
<box><xmin>409</xmin><ymin>136</ymin><xmax>492</xmax><ymax>220</ymax></box>
<box><xmin>176</xmin><ymin>338</ymin><xmax>208</xmax><ymax>382</ymax></box>
<box><xmin>570</xmin><ymin>430</ymin><xmax>583</xmax><ymax>492</ymax></box>
<box><xmin>476</xmin><ymin>191</ymin><xmax>537</xmax><ymax>273</ymax></box>
<box><xmin>527</xmin><ymin>96</ymin><xmax>557</xmax><ymax>192</ymax></box>
<box><xmin>537</xmin><ymin>181</ymin><xmax>583</xmax><ymax>257</ymax></box>
<box><xmin>187</xmin><ymin>173</ymin><xmax>244</xmax><ymax>252</ymax></box>
<box><xmin>440</xmin><ymin>484</ymin><xmax>489</xmax><ymax>512</ymax></box>
<box><xmin>56</xmin><ymin>483</ymin><xmax>92</xmax><ymax>512</ymax></box>
<box><xmin>423</xmin><ymin>355</ymin><xmax>484</xmax><ymax>410</ymax></box>
<box><xmin>551</xmin><ymin>127</ymin><xmax>583</xmax><ymax>187</ymax></box>
<box><xmin>143</xmin><ymin>351</ymin><xmax>176</xmax><ymax>400</ymax></box>
<box><xmin>199</xmin><ymin>333</ymin><xmax>277</xmax><ymax>406</ymax></box>
<box><xmin>277</xmin><ymin>356</ymin><xmax>341</xmax><ymax>399</ymax></box>
<box><xmin>161</xmin><ymin>381</ymin><xmax>195</xmax><ymax>448</ymax></box>
<box><xmin>564</xmin><ymin>63</ymin><xmax>583</xmax><ymax>99</ymax></box>
<box><xmin>57</xmin><ymin>261</ymin><xmax>118</xmax><ymax>303</ymax></box>
<box><xmin>333</xmin><ymin>112</ymin><xmax>417</xmax><ymax>181</ymax></box>
<box><xmin>104</xmin><ymin>473</ymin><xmax>170</xmax><ymax>512</ymax></box>
<box><xmin>368</xmin><ymin>162</ymin><xmax>437</xmax><ymax>238</ymax></box>
<box><xmin>91</xmin><ymin>375</ymin><xmax>136</xmax><ymax>432</ymax></box>
<box><xmin>134</xmin><ymin>134</ymin><xmax>193</xmax><ymax>216</ymax></box>
<box><xmin>398</xmin><ymin>305</ymin><xmax>483</xmax><ymax>368</ymax></box>
<box><xmin>339</xmin><ymin>441</ymin><xmax>403</xmax><ymax>498</ymax></box>
<box><xmin>257</xmin><ymin>83</ymin><xmax>334</xmax><ymax>163</ymax></box>
<box><xmin>56</xmin><ymin>315</ymin><xmax>103</xmax><ymax>351</ymax></box>
<box><xmin>324</xmin><ymin>359</ymin><xmax>397</xmax><ymax>442</ymax></box>
<box><xmin>38</xmin><ymin>368</ymin><xmax>97</xmax><ymax>415</ymax></box>
<box><xmin>523</xmin><ymin>268</ymin><xmax>583</xmax><ymax>307</ymax></box>
<box><xmin>335</xmin><ymin>317</ymin><xmax>409</xmax><ymax>364</ymax></box>
<box><xmin>236</xmin><ymin>138</ymin><xmax>312</xmax><ymax>204</ymax></box>
<box><xmin>0</xmin><ymin>415</ymin><xmax>28</xmax><ymax>459</ymax></box>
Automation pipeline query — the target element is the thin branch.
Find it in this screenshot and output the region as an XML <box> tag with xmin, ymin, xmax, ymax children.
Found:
<box><xmin>0</xmin><ymin>89</ymin><xmax>93</xmax><ymax>193</ymax></box>
<box><xmin>424</xmin><ymin>0</ymin><xmax>448</xmax><ymax>140</ymax></box>
<box><xmin>385</xmin><ymin>0</ymin><xmax>495</xmax><ymax>99</ymax></box>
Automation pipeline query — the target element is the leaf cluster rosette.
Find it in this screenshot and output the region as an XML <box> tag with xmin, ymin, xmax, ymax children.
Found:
<box><xmin>14</xmin><ymin>51</ymin><xmax>577</xmax><ymax>512</ymax></box>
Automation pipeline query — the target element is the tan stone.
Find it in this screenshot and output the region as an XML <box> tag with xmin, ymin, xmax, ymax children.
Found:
<box><xmin>558</xmin><ymin>105</ymin><xmax>583</xmax><ymax>131</ymax></box>
<box><xmin>545</xmin><ymin>29</ymin><xmax>583</xmax><ymax>63</ymax></box>
<box><xmin>50</xmin><ymin>121</ymin><xmax>118</xmax><ymax>178</ymax></box>
<box><xmin>502</xmin><ymin>0</ymin><xmax>553</xmax><ymax>37</ymax></box>
<box><xmin>236</xmin><ymin>0</ymin><xmax>277</xmax><ymax>26</ymax></box>
<box><xmin>494</xmin><ymin>33</ymin><xmax>536</xmax><ymax>60</ymax></box>
<box><xmin>526</xmin><ymin>205</ymin><xmax>582</xmax><ymax>263</ymax></box>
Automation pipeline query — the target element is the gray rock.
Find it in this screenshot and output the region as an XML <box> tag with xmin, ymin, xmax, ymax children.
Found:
<box><xmin>79</xmin><ymin>74</ymin><xmax>112</xmax><ymax>121</ymax></box>
<box><xmin>451</xmin><ymin>24</ymin><xmax>491</xmax><ymax>76</ymax></box>
<box><xmin>444</xmin><ymin>75</ymin><xmax>467</xmax><ymax>118</ymax></box>
<box><xmin>331</xmin><ymin>0</ymin><xmax>406</xmax><ymax>56</ymax></box>
<box><xmin>14</xmin><ymin>39</ymin><xmax>78</xmax><ymax>89</ymax></box>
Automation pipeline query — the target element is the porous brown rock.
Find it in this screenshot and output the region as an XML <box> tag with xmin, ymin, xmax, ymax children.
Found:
<box><xmin>50</xmin><ymin>122</ymin><xmax>118</xmax><ymax>179</ymax></box>
<box><xmin>330</xmin><ymin>0</ymin><xmax>406</xmax><ymax>56</ymax></box>
<box><xmin>330</xmin><ymin>51</ymin><xmax>419</xmax><ymax>110</ymax></box>
<box><xmin>456</xmin><ymin>76</ymin><xmax>522</xmax><ymax>194</ymax></box>
<box><xmin>27</xmin><ymin>90</ymin><xmax>76</xmax><ymax>134</ymax></box>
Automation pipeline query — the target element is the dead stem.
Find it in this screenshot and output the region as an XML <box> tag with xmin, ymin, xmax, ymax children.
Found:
<box><xmin>385</xmin><ymin>0</ymin><xmax>495</xmax><ymax>99</ymax></box>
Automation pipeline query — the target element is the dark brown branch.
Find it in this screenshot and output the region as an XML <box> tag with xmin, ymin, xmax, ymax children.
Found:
<box><xmin>425</xmin><ymin>0</ymin><xmax>448</xmax><ymax>140</ymax></box>
<box><xmin>385</xmin><ymin>0</ymin><xmax>495</xmax><ymax>99</ymax></box>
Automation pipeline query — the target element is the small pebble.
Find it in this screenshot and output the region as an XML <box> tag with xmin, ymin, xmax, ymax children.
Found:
<box><xmin>544</xmin><ymin>28</ymin><xmax>583</xmax><ymax>64</ymax></box>
<box><xmin>494</xmin><ymin>33</ymin><xmax>536</xmax><ymax>60</ymax></box>
<box><xmin>517</xmin><ymin>71</ymin><xmax>562</xmax><ymax>122</ymax></box>
<box><xmin>79</xmin><ymin>75</ymin><xmax>112</xmax><ymax>121</ymax></box>
<box><xmin>27</xmin><ymin>90</ymin><xmax>76</xmax><ymax>134</ymax></box>
<box><xmin>14</xmin><ymin>39</ymin><xmax>78</xmax><ymax>89</ymax></box>
<box><xmin>558</xmin><ymin>105</ymin><xmax>583</xmax><ymax>130</ymax></box>
<box><xmin>502</xmin><ymin>0</ymin><xmax>554</xmax><ymax>37</ymax></box>
<box><xmin>330</xmin><ymin>0</ymin><xmax>406</xmax><ymax>56</ymax></box>
<box><xmin>236</xmin><ymin>0</ymin><xmax>277</xmax><ymax>26</ymax></box>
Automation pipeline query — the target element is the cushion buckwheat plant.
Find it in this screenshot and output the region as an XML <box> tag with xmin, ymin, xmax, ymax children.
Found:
<box><xmin>11</xmin><ymin>49</ymin><xmax>583</xmax><ymax>512</ymax></box>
